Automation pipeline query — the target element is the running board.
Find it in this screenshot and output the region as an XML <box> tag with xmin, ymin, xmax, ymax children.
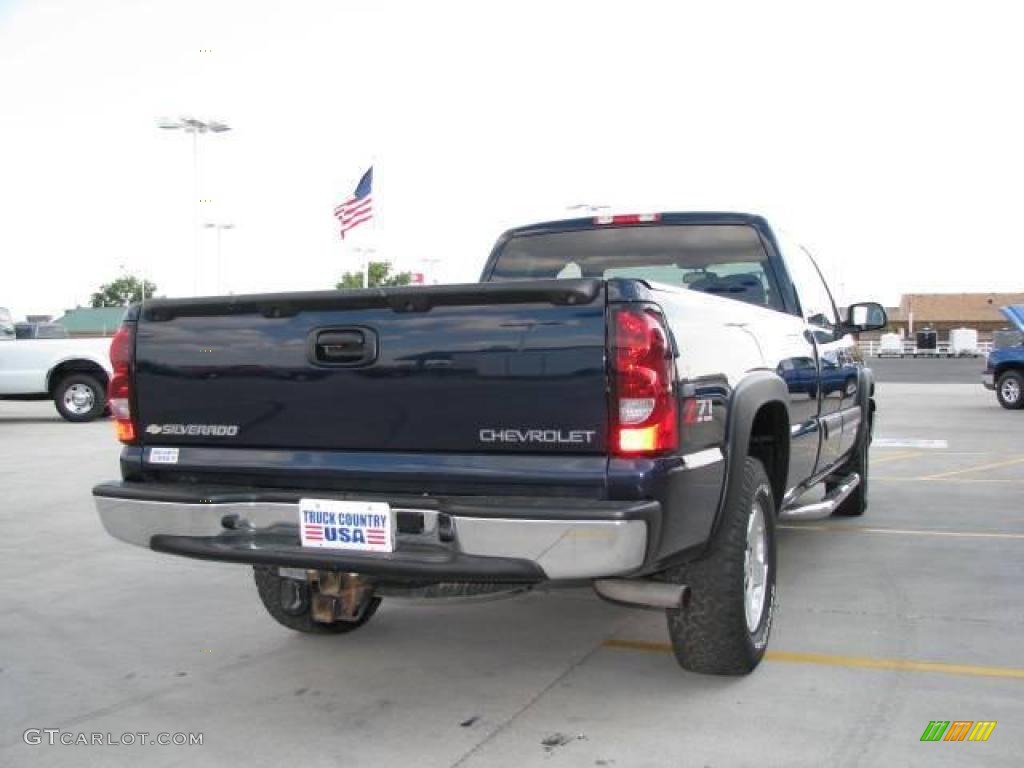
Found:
<box><xmin>593</xmin><ymin>579</ymin><xmax>688</xmax><ymax>610</ymax></box>
<box><xmin>779</xmin><ymin>473</ymin><xmax>861</xmax><ymax>521</ymax></box>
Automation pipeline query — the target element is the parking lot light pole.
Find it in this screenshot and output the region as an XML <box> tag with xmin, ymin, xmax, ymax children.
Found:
<box><xmin>158</xmin><ymin>117</ymin><xmax>232</xmax><ymax>294</ymax></box>
<box><xmin>566</xmin><ymin>203</ymin><xmax>610</xmax><ymax>214</ymax></box>
<box><xmin>203</xmin><ymin>222</ymin><xmax>235</xmax><ymax>294</ymax></box>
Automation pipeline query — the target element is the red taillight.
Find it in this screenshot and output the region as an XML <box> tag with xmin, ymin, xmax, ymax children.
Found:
<box><xmin>594</xmin><ymin>213</ymin><xmax>661</xmax><ymax>225</ymax></box>
<box><xmin>108</xmin><ymin>323</ymin><xmax>136</xmax><ymax>443</ymax></box>
<box><xmin>610</xmin><ymin>306</ymin><xmax>678</xmax><ymax>456</ymax></box>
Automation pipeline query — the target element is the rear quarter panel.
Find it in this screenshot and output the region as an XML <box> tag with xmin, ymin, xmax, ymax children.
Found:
<box><xmin>629</xmin><ymin>284</ymin><xmax>819</xmax><ymax>567</ymax></box>
<box><xmin>616</xmin><ymin>285</ymin><xmax>805</xmax><ymax>567</ymax></box>
<box><xmin>646</xmin><ymin>283</ymin><xmax>807</xmax><ymax>386</ymax></box>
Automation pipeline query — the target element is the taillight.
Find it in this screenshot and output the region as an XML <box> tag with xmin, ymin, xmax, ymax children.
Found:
<box><xmin>594</xmin><ymin>213</ymin><xmax>661</xmax><ymax>225</ymax></box>
<box><xmin>610</xmin><ymin>306</ymin><xmax>678</xmax><ymax>455</ymax></box>
<box><xmin>108</xmin><ymin>322</ymin><xmax>136</xmax><ymax>443</ymax></box>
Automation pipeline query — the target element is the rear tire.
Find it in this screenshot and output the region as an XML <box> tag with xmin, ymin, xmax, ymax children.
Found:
<box><xmin>664</xmin><ymin>458</ymin><xmax>777</xmax><ymax>675</ymax></box>
<box><xmin>996</xmin><ymin>371</ymin><xmax>1024</xmax><ymax>410</ymax></box>
<box><xmin>253</xmin><ymin>567</ymin><xmax>380</xmax><ymax>635</ymax></box>
<box><xmin>53</xmin><ymin>374</ymin><xmax>107</xmax><ymax>422</ymax></box>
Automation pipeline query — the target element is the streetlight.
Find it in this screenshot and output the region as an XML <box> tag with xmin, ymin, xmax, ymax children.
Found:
<box><xmin>158</xmin><ymin>118</ymin><xmax>231</xmax><ymax>134</ymax></box>
<box><xmin>203</xmin><ymin>222</ymin><xmax>235</xmax><ymax>294</ymax></box>
<box><xmin>158</xmin><ymin>117</ymin><xmax>232</xmax><ymax>294</ymax></box>
<box><xmin>352</xmin><ymin>247</ymin><xmax>376</xmax><ymax>289</ymax></box>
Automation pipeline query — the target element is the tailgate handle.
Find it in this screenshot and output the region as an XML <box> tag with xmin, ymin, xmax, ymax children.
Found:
<box><xmin>312</xmin><ymin>328</ymin><xmax>377</xmax><ymax>366</ymax></box>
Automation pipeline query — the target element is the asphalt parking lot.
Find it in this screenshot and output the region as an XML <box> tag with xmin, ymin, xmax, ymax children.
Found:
<box><xmin>1</xmin><ymin>358</ymin><xmax>1021</xmax><ymax>767</ymax></box>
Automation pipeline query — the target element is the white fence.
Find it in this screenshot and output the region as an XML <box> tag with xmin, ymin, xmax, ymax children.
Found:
<box><xmin>857</xmin><ymin>340</ymin><xmax>992</xmax><ymax>358</ymax></box>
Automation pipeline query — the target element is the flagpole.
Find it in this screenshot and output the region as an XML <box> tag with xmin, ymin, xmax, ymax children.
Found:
<box><xmin>366</xmin><ymin>155</ymin><xmax>377</xmax><ymax>289</ymax></box>
<box><xmin>354</xmin><ymin>246</ymin><xmax>374</xmax><ymax>289</ymax></box>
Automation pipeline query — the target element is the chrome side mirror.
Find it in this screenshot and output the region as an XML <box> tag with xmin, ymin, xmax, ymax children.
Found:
<box><xmin>845</xmin><ymin>302</ymin><xmax>887</xmax><ymax>333</ymax></box>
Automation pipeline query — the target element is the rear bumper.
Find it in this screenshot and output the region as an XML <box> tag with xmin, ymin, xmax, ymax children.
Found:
<box><xmin>92</xmin><ymin>482</ymin><xmax>657</xmax><ymax>582</ymax></box>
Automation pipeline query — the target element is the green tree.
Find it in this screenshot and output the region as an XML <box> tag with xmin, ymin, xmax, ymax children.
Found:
<box><xmin>336</xmin><ymin>261</ymin><xmax>413</xmax><ymax>289</ymax></box>
<box><xmin>90</xmin><ymin>275</ymin><xmax>158</xmax><ymax>307</ymax></box>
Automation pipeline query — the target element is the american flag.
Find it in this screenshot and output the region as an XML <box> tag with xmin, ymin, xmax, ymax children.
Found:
<box><xmin>334</xmin><ymin>166</ymin><xmax>373</xmax><ymax>239</ymax></box>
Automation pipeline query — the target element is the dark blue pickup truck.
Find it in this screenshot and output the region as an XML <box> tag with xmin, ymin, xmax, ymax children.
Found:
<box><xmin>93</xmin><ymin>213</ymin><xmax>886</xmax><ymax>676</ymax></box>
<box><xmin>983</xmin><ymin>305</ymin><xmax>1024</xmax><ymax>409</ymax></box>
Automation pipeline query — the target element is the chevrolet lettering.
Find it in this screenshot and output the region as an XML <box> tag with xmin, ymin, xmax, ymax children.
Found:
<box><xmin>479</xmin><ymin>428</ymin><xmax>597</xmax><ymax>445</ymax></box>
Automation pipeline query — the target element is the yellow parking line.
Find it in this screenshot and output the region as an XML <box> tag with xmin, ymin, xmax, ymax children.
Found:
<box><xmin>870</xmin><ymin>451</ymin><xmax>926</xmax><ymax>465</ymax></box>
<box><xmin>875</xmin><ymin>476</ymin><xmax>1024</xmax><ymax>485</ymax></box>
<box><xmin>604</xmin><ymin>639</ymin><xmax>677</xmax><ymax>654</ymax></box>
<box><xmin>777</xmin><ymin>524</ymin><xmax>1024</xmax><ymax>540</ymax></box>
<box><xmin>767</xmin><ymin>651</ymin><xmax>1024</xmax><ymax>680</ymax></box>
<box><xmin>601</xmin><ymin>640</ymin><xmax>1024</xmax><ymax>680</ymax></box>
<box><xmin>919</xmin><ymin>456</ymin><xmax>1024</xmax><ymax>480</ymax></box>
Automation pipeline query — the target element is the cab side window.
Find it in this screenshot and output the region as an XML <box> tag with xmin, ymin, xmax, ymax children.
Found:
<box><xmin>778</xmin><ymin>235</ymin><xmax>839</xmax><ymax>341</ymax></box>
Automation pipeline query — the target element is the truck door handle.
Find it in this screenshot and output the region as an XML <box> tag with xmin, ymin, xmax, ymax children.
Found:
<box><xmin>311</xmin><ymin>328</ymin><xmax>378</xmax><ymax>366</ymax></box>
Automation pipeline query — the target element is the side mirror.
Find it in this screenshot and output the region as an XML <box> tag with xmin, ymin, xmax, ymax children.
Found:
<box><xmin>844</xmin><ymin>302</ymin><xmax>887</xmax><ymax>334</ymax></box>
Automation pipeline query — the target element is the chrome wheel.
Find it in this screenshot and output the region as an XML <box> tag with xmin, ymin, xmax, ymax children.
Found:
<box><xmin>1002</xmin><ymin>377</ymin><xmax>1021</xmax><ymax>405</ymax></box>
<box><xmin>744</xmin><ymin>499</ymin><xmax>769</xmax><ymax>633</ymax></box>
<box><xmin>63</xmin><ymin>383</ymin><xmax>96</xmax><ymax>415</ymax></box>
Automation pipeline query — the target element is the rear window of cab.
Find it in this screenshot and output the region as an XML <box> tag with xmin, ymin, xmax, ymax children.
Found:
<box><xmin>488</xmin><ymin>224</ymin><xmax>784</xmax><ymax>311</ymax></box>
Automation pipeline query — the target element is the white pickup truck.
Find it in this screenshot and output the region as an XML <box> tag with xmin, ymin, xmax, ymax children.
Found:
<box><xmin>0</xmin><ymin>307</ymin><xmax>114</xmax><ymax>421</ymax></box>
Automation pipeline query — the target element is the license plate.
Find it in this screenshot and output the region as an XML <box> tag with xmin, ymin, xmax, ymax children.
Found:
<box><xmin>298</xmin><ymin>498</ymin><xmax>394</xmax><ymax>553</ymax></box>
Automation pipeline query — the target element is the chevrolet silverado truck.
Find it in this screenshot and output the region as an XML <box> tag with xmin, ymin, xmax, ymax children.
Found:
<box><xmin>92</xmin><ymin>213</ymin><xmax>886</xmax><ymax>676</ymax></box>
<box><xmin>982</xmin><ymin>305</ymin><xmax>1024</xmax><ymax>409</ymax></box>
<box><xmin>0</xmin><ymin>307</ymin><xmax>113</xmax><ymax>421</ymax></box>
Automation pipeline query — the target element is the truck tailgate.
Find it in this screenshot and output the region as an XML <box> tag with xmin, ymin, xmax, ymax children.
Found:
<box><xmin>134</xmin><ymin>280</ymin><xmax>609</xmax><ymax>455</ymax></box>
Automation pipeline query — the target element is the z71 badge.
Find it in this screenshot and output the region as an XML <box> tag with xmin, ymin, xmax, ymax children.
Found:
<box><xmin>683</xmin><ymin>398</ymin><xmax>714</xmax><ymax>425</ymax></box>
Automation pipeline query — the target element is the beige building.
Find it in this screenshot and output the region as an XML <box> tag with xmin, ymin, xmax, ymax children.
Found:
<box><xmin>875</xmin><ymin>292</ymin><xmax>1024</xmax><ymax>341</ymax></box>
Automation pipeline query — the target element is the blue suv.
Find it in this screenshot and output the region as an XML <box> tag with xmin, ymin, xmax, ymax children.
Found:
<box><xmin>983</xmin><ymin>305</ymin><xmax>1024</xmax><ymax>409</ymax></box>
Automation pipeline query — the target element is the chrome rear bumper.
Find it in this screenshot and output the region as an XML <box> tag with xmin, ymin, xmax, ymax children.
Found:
<box><xmin>93</xmin><ymin>484</ymin><xmax>654</xmax><ymax>582</ymax></box>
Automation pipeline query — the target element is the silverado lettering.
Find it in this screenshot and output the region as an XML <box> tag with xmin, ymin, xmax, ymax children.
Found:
<box><xmin>145</xmin><ymin>424</ymin><xmax>239</xmax><ymax>436</ymax></box>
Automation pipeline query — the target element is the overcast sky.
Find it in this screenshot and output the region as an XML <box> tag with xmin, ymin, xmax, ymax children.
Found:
<box><xmin>2</xmin><ymin>0</ymin><xmax>1022</xmax><ymax>320</ymax></box>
